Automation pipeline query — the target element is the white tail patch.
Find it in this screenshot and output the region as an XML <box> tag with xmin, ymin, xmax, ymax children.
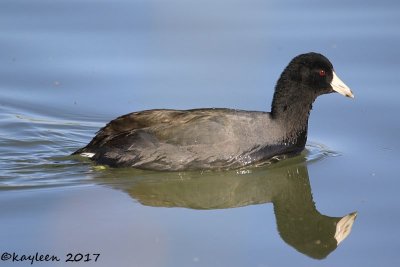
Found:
<box><xmin>80</xmin><ymin>152</ymin><xmax>95</xmax><ymax>158</ymax></box>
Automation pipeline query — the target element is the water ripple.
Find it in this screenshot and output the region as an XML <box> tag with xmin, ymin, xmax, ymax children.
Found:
<box><xmin>304</xmin><ymin>141</ymin><xmax>341</xmax><ymax>163</ymax></box>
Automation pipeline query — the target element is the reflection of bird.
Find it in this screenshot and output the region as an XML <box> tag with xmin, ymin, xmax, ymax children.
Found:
<box><xmin>73</xmin><ymin>53</ymin><xmax>354</xmax><ymax>170</ymax></box>
<box><xmin>97</xmin><ymin>157</ymin><xmax>357</xmax><ymax>259</ymax></box>
<box><xmin>272</xmin><ymin>167</ymin><xmax>357</xmax><ymax>259</ymax></box>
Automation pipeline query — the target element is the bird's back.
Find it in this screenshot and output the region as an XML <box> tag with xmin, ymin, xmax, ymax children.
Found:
<box><xmin>74</xmin><ymin>108</ymin><xmax>296</xmax><ymax>170</ymax></box>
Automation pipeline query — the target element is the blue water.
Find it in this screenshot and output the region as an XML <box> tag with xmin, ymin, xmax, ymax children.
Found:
<box><xmin>1</xmin><ymin>0</ymin><xmax>400</xmax><ymax>266</ymax></box>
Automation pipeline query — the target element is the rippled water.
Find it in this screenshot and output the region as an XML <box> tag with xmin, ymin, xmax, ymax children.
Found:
<box><xmin>1</xmin><ymin>0</ymin><xmax>400</xmax><ymax>266</ymax></box>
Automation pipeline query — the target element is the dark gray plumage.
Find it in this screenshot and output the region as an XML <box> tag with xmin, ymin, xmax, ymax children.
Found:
<box><xmin>73</xmin><ymin>52</ymin><xmax>354</xmax><ymax>171</ymax></box>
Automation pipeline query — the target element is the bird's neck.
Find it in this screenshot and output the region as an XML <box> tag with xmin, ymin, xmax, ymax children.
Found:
<box><xmin>270</xmin><ymin>81</ymin><xmax>316</xmax><ymax>143</ymax></box>
<box><xmin>272</xmin><ymin>100</ymin><xmax>313</xmax><ymax>128</ymax></box>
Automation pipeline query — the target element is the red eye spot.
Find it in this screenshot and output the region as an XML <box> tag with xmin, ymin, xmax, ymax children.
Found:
<box><xmin>319</xmin><ymin>70</ymin><xmax>326</xmax><ymax>77</ymax></box>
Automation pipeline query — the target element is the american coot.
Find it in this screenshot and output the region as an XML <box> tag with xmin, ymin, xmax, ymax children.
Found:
<box><xmin>73</xmin><ymin>52</ymin><xmax>354</xmax><ymax>171</ymax></box>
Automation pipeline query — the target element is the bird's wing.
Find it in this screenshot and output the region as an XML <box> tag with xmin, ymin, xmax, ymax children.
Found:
<box><xmin>74</xmin><ymin>109</ymin><xmax>185</xmax><ymax>153</ymax></box>
<box><xmin>75</xmin><ymin>108</ymin><xmax>241</xmax><ymax>153</ymax></box>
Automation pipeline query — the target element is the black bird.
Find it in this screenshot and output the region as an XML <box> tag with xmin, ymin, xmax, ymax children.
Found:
<box><xmin>73</xmin><ymin>52</ymin><xmax>354</xmax><ymax>171</ymax></box>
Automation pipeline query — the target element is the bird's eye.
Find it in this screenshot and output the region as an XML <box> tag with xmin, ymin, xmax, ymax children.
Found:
<box><xmin>319</xmin><ymin>70</ymin><xmax>326</xmax><ymax>77</ymax></box>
